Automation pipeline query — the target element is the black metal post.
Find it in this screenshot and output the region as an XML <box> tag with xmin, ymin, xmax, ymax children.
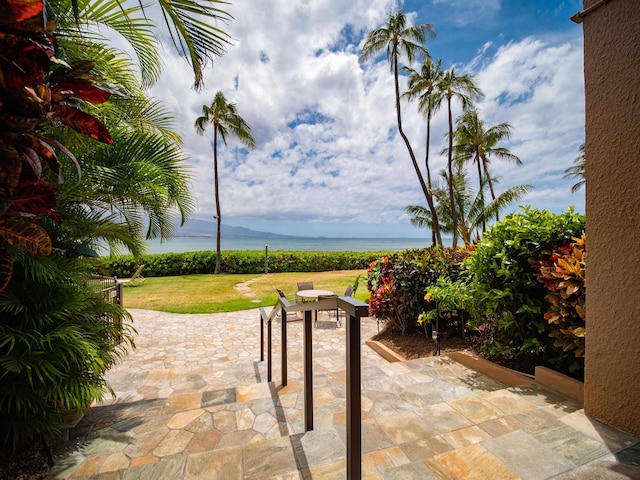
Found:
<box><xmin>346</xmin><ymin>313</ymin><xmax>361</xmax><ymax>479</ymax></box>
<box><xmin>304</xmin><ymin>309</ymin><xmax>314</xmax><ymax>431</ymax></box>
<box><xmin>267</xmin><ymin>318</ymin><xmax>272</xmax><ymax>383</ymax></box>
<box><xmin>281</xmin><ymin>309</ymin><xmax>288</xmax><ymax>386</ymax></box>
<box><xmin>260</xmin><ymin>312</ymin><xmax>264</xmax><ymax>362</ymax></box>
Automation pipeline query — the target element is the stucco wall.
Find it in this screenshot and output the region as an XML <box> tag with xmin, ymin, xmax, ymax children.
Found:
<box><xmin>582</xmin><ymin>0</ymin><xmax>640</xmax><ymax>436</ymax></box>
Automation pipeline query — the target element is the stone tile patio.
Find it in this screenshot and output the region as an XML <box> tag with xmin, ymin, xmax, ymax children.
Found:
<box><xmin>47</xmin><ymin>308</ymin><xmax>640</xmax><ymax>479</ymax></box>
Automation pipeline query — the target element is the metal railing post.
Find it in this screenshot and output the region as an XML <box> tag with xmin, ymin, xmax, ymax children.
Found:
<box><xmin>281</xmin><ymin>309</ymin><xmax>288</xmax><ymax>386</ymax></box>
<box><xmin>260</xmin><ymin>311</ymin><xmax>264</xmax><ymax>362</ymax></box>
<box><xmin>304</xmin><ymin>309</ymin><xmax>314</xmax><ymax>431</ymax></box>
<box><xmin>267</xmin><ymin>317</ymin><xmax>272</xmax><ymax>383</ymax></box>
<box><xmin>346</xmin><ymin>312</ymin><xmax>362</xmax><ymax>479</ymax></box>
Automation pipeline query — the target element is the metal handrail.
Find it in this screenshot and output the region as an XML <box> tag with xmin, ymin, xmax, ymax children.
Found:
<box><xmin>259</xmin><ymin>295</ymin><xmax>368</xmax><ymax>479</ymax></box>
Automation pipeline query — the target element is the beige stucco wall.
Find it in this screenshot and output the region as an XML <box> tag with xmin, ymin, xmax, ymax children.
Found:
<box><xmin>582</xmin><ymin>0</ymin><xmax>640</xmax><ymax>436</ymax></box>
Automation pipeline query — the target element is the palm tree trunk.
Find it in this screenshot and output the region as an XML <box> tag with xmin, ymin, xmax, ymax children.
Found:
<box><xmin>393</xmin><ymin>51</ymin><xmax>443</xmax><ymax>247</ymax></box>
<box><xmin>482</xmin><ymin>158</ymin><xmax>499</xmax><ymax>221</ymax></box>
<box><xmin>425</xmin><ymin>111</ymin><xmax>441</xmax><ymax>246</ymax></box>
<box><xmin>476</xmin><ymin>153</ymin><xmax>486</xmax><ymax>232</ymax></box>
<box><xmin>447</xmin><ymin>98</ymin><xmax>458</xmax><ymax>247</ymax></box>
<box><xmin>213</xmin><ymin>127</ymin><xmax>222</xmax><ymax>274</ymax></box>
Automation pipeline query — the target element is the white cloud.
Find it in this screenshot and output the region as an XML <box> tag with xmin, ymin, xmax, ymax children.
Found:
<box><xmin>431</xmin><ymin>0</ymin><xmax>502</xmax><ymax>26</ymax></box>
<box><xmin>145</xmin><ymin>0</ymin><xmax>584</xmax><ymax>237</ymax></box>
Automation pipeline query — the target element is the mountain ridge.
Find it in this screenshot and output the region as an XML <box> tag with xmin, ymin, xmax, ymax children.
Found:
<box><xmin>176</xmin><ymin>219</ymin><xmax>300</xmax><ymax>239</ymax></box>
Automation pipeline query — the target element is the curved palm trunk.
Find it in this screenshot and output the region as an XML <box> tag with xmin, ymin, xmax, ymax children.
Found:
<box><xmin>482</xmin><ymin>158</ymin><xmax>499</xmax><ymax>221</ymax></box>
<box><xmin>447</xmin><ymin>98</ymin><xmax>458</xmax><ymax>247</ymax></box>
<box><xmin>425</xmin><ymin>111</ymin><xmax>440</xmax><ymax>246</ymax></box>
<box><xmin>393</xmin><ymin>51</ymin><xmax>443</xmax><ymax>247</ymax></box>
<box><xmin>213</xmin><ymin>127</ymin><xmax>222</xmax><ymax>274</ymax></box>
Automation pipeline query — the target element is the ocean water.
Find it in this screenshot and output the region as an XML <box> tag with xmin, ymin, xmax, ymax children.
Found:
<box><xmin>144</xmin><ymin>236</ymin><xmax>434</xmax><ymax>253</ymax></box>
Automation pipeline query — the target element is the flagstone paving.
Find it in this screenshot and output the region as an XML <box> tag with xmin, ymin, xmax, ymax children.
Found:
<box><xmin>47</xmin><ymin>308</ymin><xmax>640</xmax><ymax>479</ymax></box>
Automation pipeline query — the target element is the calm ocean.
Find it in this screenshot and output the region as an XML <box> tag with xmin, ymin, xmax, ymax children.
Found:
<box><xmin>144</xmin><ymin>236</ymin><xmax>436</xmax><ymax>253</ymax></box>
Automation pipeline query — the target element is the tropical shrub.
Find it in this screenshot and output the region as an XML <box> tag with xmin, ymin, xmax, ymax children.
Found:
<box><xmin>0</xmin><ymin>1</ymin><xmax>115</xmax><ymax>293</ymax></box>
<box><xmin>532</xmin><ymin>234</ymin><xmax>586</xmax><ymax>374</ymax></box>
<box><xmin>367</xmin><ymin>248</ymin><xmax>470</xmax><ymax>333</ymax></box>
<box><xmin>467</xmin><ymin>207</ymin><xmax>585</xmax><ymax>374</ymax></box>
<box><xmin>0</xmin><ymin>252</ymin><xmax>134</xmax><ymax>448</ymax></box>
<box><xmin>419</xmin><ymin>275</ymin><xmax>478</xmax><ymax>337</ymax></box>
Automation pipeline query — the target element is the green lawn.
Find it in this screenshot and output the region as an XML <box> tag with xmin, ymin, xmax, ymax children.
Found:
<box><xmin>122</xmin><ymin>270</ymin><xmax>368</xmax><ymax>313</ymax></box>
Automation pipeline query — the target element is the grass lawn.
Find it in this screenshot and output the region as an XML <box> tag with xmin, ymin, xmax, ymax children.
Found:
<box><xmin>122</xmin><ymin>270</ymin><xmax>368</xmax><ymax>314</ymax></box>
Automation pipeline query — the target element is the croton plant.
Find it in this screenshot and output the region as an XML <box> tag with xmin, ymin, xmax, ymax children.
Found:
<box><xmin>533</xmin><ymin>234</ymin><xmax>586</xmax><ymax>358</ymax></box>
<box><xmin>0</xmin><ymin>0</ymin><xmax>114</xmax><ymax>292</ymax></box>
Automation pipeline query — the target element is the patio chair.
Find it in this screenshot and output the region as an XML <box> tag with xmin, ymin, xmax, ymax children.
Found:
<box><xmin>276</xmin><ymin>288</ymin><xmax>303</xmax><ymax>321</ymax></box>
<box><xmin>295</xmin><ymin>281</ymin><xmax>314</xmax><ymax>302</ymax></box>
<box><xmin>119</xmin><ymin>264</ymin><xmax>145</xmax><ymax>287</ymax></box>
<box><xmin>335</xmin><ymin>285</ymin><xmax>355</xmax><ymax>324</ymax></box>
<box><xmin>316</xmin><ymin>294</ymin><xmax>340</xmax><ymax>328</ymax></box>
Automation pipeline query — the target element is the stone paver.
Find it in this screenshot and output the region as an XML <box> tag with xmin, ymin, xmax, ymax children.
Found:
<box><xmin>47</xmin><ymin>308</ymin><xmax>640</xmax><ymax>479</ymax></box>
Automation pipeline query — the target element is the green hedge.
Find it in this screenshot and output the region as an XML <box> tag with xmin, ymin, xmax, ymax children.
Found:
<box><xmin>92</xmin><ymin>250</ymin><xmax>387</xmax><ymax>277</ymax></box>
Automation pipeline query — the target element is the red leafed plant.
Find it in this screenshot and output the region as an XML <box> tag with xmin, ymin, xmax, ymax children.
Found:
<box><xmin>0</xmin><ymin>0</ymin><xmax>114</xmax><ymax>292</ymax></box>
<box><xmin>533</xmin><ymin>234</ymin><xmax>586</xmax><ymax>358</ymax></box>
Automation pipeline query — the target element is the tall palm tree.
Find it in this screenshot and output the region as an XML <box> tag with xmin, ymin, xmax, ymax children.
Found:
<box><xmin>402</xmin><ymin>57</ymin><xmax>445</xmax><ymax>245</ymax></box>
<box><xmin>359</xmin><ymin>10</ymin><xmax>441</xmax><ymax>245</ymax></box>
<box><xmin>564</xmin><ymin>143</ymin><xmax>586</xmax><ymax>193</ymax></box>
<box><xmin>195</xmin><ymin>92</ymin><xmax>256</xmax><ymax>273</ymax></box>
<box><xmin>438</xmin><ymin>68</ymin><xmax>483</xmax><ymax>247</ymax></box>
<box><xmin>454</xmin><ymin>109</ymin><xmax>521</xmax><ymax>225</ymax></box>
<box><xmin>406</xmin><ymin>165</ymin><xmax>532</xmax><ymax>245</ymax></box>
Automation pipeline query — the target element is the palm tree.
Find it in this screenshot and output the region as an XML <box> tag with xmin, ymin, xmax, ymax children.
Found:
<box><xmin>359</xmin><ymin>10</ymin><xmax>441</xmax><ymax>245</ymax></box>
<box><xmin>564</xmin><ymin>143</ymin><xmax>586</xmax><ymax>193</ymax></box>
<box><xmin>195</xmin><ymin>92</ymin><xmax>256</xmax><ymax>273</ymax></box>
<box><xmin>57</xmin><ymin>0</ymin><xmax>233</xmax><ymax>90</ymax></box>
<box><xmin>406</xmin><ymin>165</ymin><xmax>532</xmax><ymax>245</ymax></box>
<box><xmin>46</xmin><ymin>37</ymin><xmax>195</xmax><ymax>255</ymax></box>
<box><xmin>453</xmin><ymin>109</ymin><xmax>521</xmax><ymax>225</ymax></box>
<box><xmin>402</xmin><ymin>58</ymin><xmax>445</xmax><ymax>246</ymax></box>
<box><xmin>438</xmin><ymin>68</ymin><xmax>483</xmax><ymax>247</ymax></box>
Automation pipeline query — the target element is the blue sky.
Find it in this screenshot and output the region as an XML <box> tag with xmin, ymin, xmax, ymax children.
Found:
<box><xmin>150</xmin><ymin>0</ymin><xmax>586</xmax><ymax>238</ymax></box>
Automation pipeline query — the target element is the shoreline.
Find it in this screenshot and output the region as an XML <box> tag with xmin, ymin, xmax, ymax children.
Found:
<box><xmin>141</xmin><ymin>236</ymin><xmax>444</xmax><ymax>255</ymax></box>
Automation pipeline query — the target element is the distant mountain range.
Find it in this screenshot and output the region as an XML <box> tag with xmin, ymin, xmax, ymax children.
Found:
<box><xmin>176</xmin><ymin>219</ymin><xmax>298</xmax><ymax>239</ymax></box>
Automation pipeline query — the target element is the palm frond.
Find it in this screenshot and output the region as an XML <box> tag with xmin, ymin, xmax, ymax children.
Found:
<box><xmin>155</xmin><ymin>0</ymin><xmax>233</xmax><ymax>89</ymax></box>
<box><xmin>55</xmin><ymin>0</ymin><xmax>162</xmax><ymax>89</ymax></box>
<box><xmin>564</xmin><ymin>143</ymin><xmax>586</xmax><ymax>193</ymax></box>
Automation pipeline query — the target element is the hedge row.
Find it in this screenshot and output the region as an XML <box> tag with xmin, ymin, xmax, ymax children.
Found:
<box><xmin>92</xmin><ymin>250</ymin><xmax>387</xmax><ymax>277</ymax></box>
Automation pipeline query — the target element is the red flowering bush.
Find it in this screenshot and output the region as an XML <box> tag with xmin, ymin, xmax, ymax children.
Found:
<box><xmin>367</xmin><ymin>256</ymin><xmax>397</xmax><ymax>325</ymax></box>
<box><xmin>366</xmin><ymin>248</ymin><xmax>470</xmax><ymax>333</ymax></box>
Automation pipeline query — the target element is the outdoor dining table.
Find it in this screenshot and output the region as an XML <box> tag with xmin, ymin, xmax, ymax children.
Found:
<box><xmin>296</xmin><ymin>289</ymin><xmax>334</xmax><ymax>324</ymax></box>
<box><xmin>296</xmin><ymin>289</ymin><xmax>334</xmax><ymax>301</ymax></box>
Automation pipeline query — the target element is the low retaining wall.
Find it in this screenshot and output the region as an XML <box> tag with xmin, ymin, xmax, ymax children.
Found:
<box><xmin>535</xmin><ymin>366</ymin><xmax>584</xmax><ymax>403</ymax></box>
<box><xmin>447</xmin><ymin>351</ymin><xmax>534</xmax><ymax>388</ymax></box>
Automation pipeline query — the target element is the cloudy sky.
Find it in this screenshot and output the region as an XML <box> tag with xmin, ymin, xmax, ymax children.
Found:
<box><xmin>149</xmin><ymin>0</ymin><xmax>586</xmax><ymax>238</ymax></box>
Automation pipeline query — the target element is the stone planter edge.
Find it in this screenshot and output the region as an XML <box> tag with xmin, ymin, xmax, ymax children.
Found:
<box><xmin>447</xmin><ymin>351</ymin><xmax>534</xmax><ymax>388</ymax></box>
<box><xmin>534</xmin><ymin>365</ymin><xmax>584</xmax><ymax>403</ymax></box>
<box><xmin>365</xmin><ymin>339</ymin><xmax>406</xmax><ymax>363</ymax></box>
